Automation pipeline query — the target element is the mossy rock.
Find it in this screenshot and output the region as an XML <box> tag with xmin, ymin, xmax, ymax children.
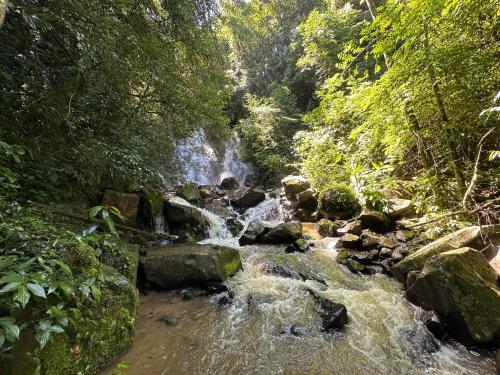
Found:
<box><xmin>406</xmin><ymin>247</ymin><xmax>500</xmax><ymax>345</ymax></box>
<box><xmin>318</xmin><ymin>184</ymin><xmax>361</xmax><ymax>220</ymax></box>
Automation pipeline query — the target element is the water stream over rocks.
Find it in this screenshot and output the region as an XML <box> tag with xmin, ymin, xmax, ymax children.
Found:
<box><xmin>102</xmin><ymin>138</ymin><xmax>496</xmax><ymax>375</ymax></box>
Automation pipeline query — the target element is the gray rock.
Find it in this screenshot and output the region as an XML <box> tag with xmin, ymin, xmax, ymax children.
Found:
<box><xmin>262</xmin><ymin>221</ymin><xmax>303</xmax><ymax>244</ymax></box>
<box><xmin>387</xmin><ymin>199</ymin><xmax>416</xmax><ymax>219</ymax></box>
<box><xmin>229</xmin><ymin>187</ymin><xmax>266</xmax><ymax>209</ymax></box>
<box><xmin>296</xmin><ymin>188</ymin><xmax>318</xmax><ymax>211</ymax></box>
<box><xmin>338</xmin><ymin>233</ymin><xmax>360</xmax><ymax>249</ymax></box>
<box><xmin>144</xmin><ymin>244</ymin><xmax>242</xmax><ymax>289</ymax></box>
<box><xmin>316</xmin><ymin>218</ymin><xmax>340</xmax><ymax>238</ymax></box>
<box><xmin>239</xmin><ymin>220</ymin><xmax>270</xmax><ymax>246</ymax></box>
<box><xmin>281</xmin><ymin>175</ymin><xmax>310</xmax><ymax>198</ymax></box>
<box><xmin>102</xmin><ymin>190</ymin><xmax>140</xmax><ymax>226</ymax></box>
<box><xmin>291</xmin><ymin>208</ymin><xmax>315</xmax><ymax>222</ymax></box>
<box><xmin>358</xmin><ymin>209</ymin><xmax>392</xmax><ymax>233</ymax></box>
<box><xmin>226</xmin><ymin>217</ymin><xmax>244</xmax><ymax>236</ymax></box>
<box><xmin>219</xmin><ymin>176</ymin><xmax>240</xmax><ymax>190</ymax></box>
<box><xmin>337</xmin><ymin>220</ymin><xmax>362</xmax><ymax>236</ymax></box>
<box><xmin>176</xmin><ymin>182</ymin><xmax>201</xmax><ymax>202</ymax></box>
<box><xmin>406</xmin><ymin>247</ymin><xmax>500</xmax><ymax>345</ymax></box>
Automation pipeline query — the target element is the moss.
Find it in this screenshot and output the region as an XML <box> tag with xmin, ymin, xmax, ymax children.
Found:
<box><xmin>216</xmin><ymin>248</ymin><xmax>243</xmax><ymax>277</ymax></box>
<box><xmin>0</xmin><ymin>207</ymin><xmax>139</xmax><ymax>375</ymax></box>
<box><xmin>336</xmin><ymin>249</ymin><xmax>351</xmax><ymax>263</ymax></box>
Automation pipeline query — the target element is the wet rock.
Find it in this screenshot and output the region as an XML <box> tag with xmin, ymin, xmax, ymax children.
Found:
<box><xmin>316</xmin><ymin>219</ymin><xmax>340</xmax><ymax>238</ymax></box>
<box><xmin>281</xmin><ymin>175</ymin><xmax>310</xmax><ymax>199</ymax></box>
<box><xmin>399</xmin><ymin>327</ymin><xmax>439</xmax><ymax>367</ymax></box>
<box><xmin>296</xmin><ymin>188</ymin><xmax>318</xmax><ymax>211</ymax></box>
<box><xmin>229</xmin><ymin>187</ymin><xmax>266</xmax><ymax>209</ymax></box>
<box><xmin>261</xmin><ymin>221</ymin><xmax>303</xmax><ymax>244</ymax></box>
<box><xmin>336</xmin><ymin>249</ymin><xmax>351</xmax><ymax>263</ymax></box>
<box><xmin>318</xmin><ymin>187</ymin><xmax>361</xmax><ymax>220</ymax></box>
<box><xmin>425</xmin><ymin>316</ymin><xmax>446</xmax><ymax>340</ymax></box>
<box><xmin>309</xmin><ymin>290</ymin><xmax>348</xmax><ymax>331</ymax></box>
<box><xmin>337</xmin><ymin>233</ymin><xmax>360</xmax><ymax>249</ymax></box>
<box><xmin>285</xmin><ymin>239</ymin><xmax>309</xmax><ymax>253</ymax></box>
<box><xmin>361</xmin><ymin>232</ymin><xmax>397</xmax><ymax>249</ymax></box>
<box><xmin>387</xmin><ymin>199</ymin><xmax>416</xmax><ymax>220</ymax></box>
<box><xmin>380</xmin><ymin>247</ymin><xmax>393</xmax><ymax>258</ymax></box>
<box><xmin>239</xmin><ymin>220</ymin><xmax>270</xmax><ymax>246</ymax></box>
<box><xmin>280</xmin><ymin>324</ymin><xmax>307</xmax><ymax>337</ymax></box>
<box><xmin>291</xmin><ymin>208</ymin><xmax>315</xmax><ymax>222</ymax></box>
<box><xmin>176</xmin><ymin>182</ymin><xmax>201</xmax><ymax>203</ymax></box>
<box><xmin>396</xmin><ymin>230</ymin><xmax>415</xmax><ymax>242</ymax></box>
<box><xmin>253</xmin><ymin>260</ymin><xmax>299</xmax><ymax>279</ymax></box>
<box><xmin>199</xmin><ymin>185</ymin><xmax>215</xmax><ymax>199</ymax></box>
<box><xmin>144</xmin><ymin>244</ymin><xmax>242</xmax><ymax>289</ymax></box>
<box><xmin>226</xmin><ymin>217</ymin><xmax>244</xmax><ymax>236</ymax></box>
<box><xmin>102</xmin><ymin>190</ymin><xmax>140</xmax><ymax>226</ymax></box>
<box><xmin>358</xmin><ymin>209</ymin><xmax>392</xmax><ymax>233</ymax></box>
<box><xmin>216</xmin><ymin>291</ymin><xmax>234</xmax><ymax>305</ymax></box>
<box><xmin>243</xmin><ymin>173</ymin><xmax>259</xmax><ymax>188</ymax></box>
<box><xmin>343</xmin><ymin>259</ymin><xmax>366</xmax><ymax>274</ymax></box>
<box><xmin>406</xmin><ymin>247</ymin><xmax>500</xmax><ymax>345</ymax></box>
<box><xmin>219</xmin><ymin>176</ymin><xmax>240</xmax><ymax>190</ymax></box>
<box><xmin>136</xmin><ymin>188</ymin><xmax>165</xmax><ymax>230</ymax></box>
<box><xmin>391</xmin><ymin>251</ymin><xmax>404</xmax><ymax>263</ymax></box>
<box><xmin>204</xmin><ymin>283</ymin><xmax>229</xmax><ymax>295</ymax></box>
<box><xmin>337</xmin><ymin>220</ymin><xmax>362</xmax><ymax>236</ymax></box>
<box><xmin>158</xmin><ymin>314</ymin><xmax>177</xmax><ymax>326</ymax></box>
<box><xmin>165</xmin><ymin>196</ymin><xmax>205</xmax><ymax>226</ymax></box>
<box><xmin>204</xmin><ymin>200</ymin><xmax>233</xmax><ymax>218</ymax></box>
<box><xmin>392</xmin><ymin>225</ymin><xmax>500</xmax><ymax>283</ymax></box>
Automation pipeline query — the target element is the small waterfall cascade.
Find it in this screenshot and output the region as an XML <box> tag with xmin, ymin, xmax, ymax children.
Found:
<box><xmin>173</xmin><ymin>129</ymin><xmax>251</xmax><ymax>186</ymax></box>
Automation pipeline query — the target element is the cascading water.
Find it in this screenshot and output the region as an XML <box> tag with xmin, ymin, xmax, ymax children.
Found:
<box><xmin>102</xmin><ymin>195</ymin><xmax>496</xmax><ymax>375</ymax></box>
<box><xmin>102</xmin><ymin>136</ymin><xmax>496</xmax><ymax>375</ymax></box>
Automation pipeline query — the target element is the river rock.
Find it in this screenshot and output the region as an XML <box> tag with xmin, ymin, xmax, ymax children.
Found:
<box><xmin>101</xmin><ymin>190</ymin><xmax>140</xmax><ymax>226</ymax></box>
<box><xmin>318</xmin><ymin>187</ymin><xmax>361</xmax><ymax>220</ymax></box>
<box><xmin>309</xmin><ymin>291</ymin><xmax>348</xmax><ymax>331</ymax></box>
<box><xmin>406</xmin><ymin>247</ymin><xmax>500</xmax><ymax>345</ymax></box>
<box><xmin>238</xmin><ymin>220</ymin><xmax>270</xmax><ymax>246</ymax></box>
<box><xmin>392</xmin><ymin>225</ymin><xmax>500</xmax><ymax>283</ymax></box>
<box><xmin>296</xmin><ymin>188</ymin><xmax>318</xmax><ymax>211</ymax></box>
<box><xmin>291</xmin><ymin>208</ymin><xmax>315</xmax><ymax>222</ymax></box>
<box><xmin>316</xmin><ymin>219</ymin><xmax>340</xmax><ymax>238</ymax></box>
<box><xmin>337</xmin><ymin>233</ymin><xmax>360</xmax><ymax>249</ymax></box>
<box><xmin>165</xmin><ymin>196</ymin><xmax>206</xmax><ymax>227</ymax></box>
<box><xmin>387</xmin><ymin>199</ymin><xmax>416</xmax><ymax>219</ymax></box>
<box><xmin>176</xmin><ymin>182</ymin><xmax>201</xmax><ymax>202</ymax></box>
<box><xmin>358</xmin><ymin>209</ymin><xmax>392</xmax><ymax>233</ymax></box>
<box><xmin>261</xmin><ymin>222</ymin><xmax>303</xmax><ymax>244</ymax></box>
<box><xmin>144</xmin><ymin>244</ymin><xmax>242</xmax><ymax>289</ymax></box>
<box><xmin>285</xmin><ymin>238</ymin><xmax>309</xmax><ymax>253</ymax></box>
<box><xmin>361</xmin><ymin>232</ymin><xmax>397</xmax><ymax>249</ymax></box>
<box><xmin>396</xmin><ymin>230</ymin><xmax>415</xmax><ymax>242</ymax></box>
<box><xmin>337</xmin><ymin>220</ymin><xmax>362</xmax><ymax>236</ymax></box>
<box><xmin>253</xmin><ymin>260</ymin><xmax>299</xmax><ymax>279</ymax></box>
<box><xmin>199</xmin><ymin>185</ymin><xmax>215</xmax><ymax>199</ymax></box>
<box><xmin>226</xmin><ymin>217</ymin><xmax>244</xmax><ymax>236</ymax></box>
<box><xmin>229</xmin><ymin>187</ymin><xmax>265</xmax><ymax>209</ymax></box>
<box><xmin>219</xmin><ymin>176</ymin><xmax>240</xmax><ymax>190</ymax></box>
<box><xmin>280</xmin><ymin>324</ymin><xmax>307</xmax><ymax>337</ymax></box>
<box><xmin>281</xmin><ymin>175</ymin><xmax>310</xmax><ymax>198</ymax></box>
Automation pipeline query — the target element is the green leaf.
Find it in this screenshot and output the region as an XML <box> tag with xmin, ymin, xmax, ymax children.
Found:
<box><xmin>14</xmin><ymin>286</ymin><xmax>30</xmax><ymax>308</ymax></box>
<box><xmin>49</xmin><ymin>325</ymin><xmax>64</xmax><ymax>334</ymax></box>
<box><xmin>88</xmin><ymin>206</ymin><xmax>103</xmax><ymax>219</ymax></box>
<box><xmin>104</xmin><ymin>215</ymin><xmax>117</xmax><ymax>235</ymax></box>
<box><xmin>2</xmin><ymin>322</ymin><xmax>20</xmax><ymax>343</ymax></box>
<box><xmin>0</xmin><ymin>282</ymin><xmax>21</xmax><ymax>294</ymax></box>
<box><xmin>27</xmin><ymin>283</ymin><xmax>47</xmax><ymax>298</ymax></box>
<box><xmin>35</xmin><ymin>330</ymin><xmax>50</xmax><ymax>349</ymax></box>
<box><xmin>0</xmin><ymin>334</ymin><xmax>5</xmax><ymax>348</ymax></box>
<box><xmin>90</xmin><ymin>285</ymin><xmax>101</xmax><ymax>300</ymax></box>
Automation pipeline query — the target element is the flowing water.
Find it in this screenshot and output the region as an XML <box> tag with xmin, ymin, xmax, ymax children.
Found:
<box><xmin>102</xmin><ymin>139</ymin><xmax>496</xmax><ymax>375</ymax></box>
<box><xmin>102</xmin><ymin>196</ymin><xmax>496</xmax><ymax>375</ymax></box>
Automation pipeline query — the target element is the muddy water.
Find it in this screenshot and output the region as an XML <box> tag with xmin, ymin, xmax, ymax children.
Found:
<box><xmin>102</xmin><ymin>239</ymin><xmax>496</xmax><ymax>375</ymax></box>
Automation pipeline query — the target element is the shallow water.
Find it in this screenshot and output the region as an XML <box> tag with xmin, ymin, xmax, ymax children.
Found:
<box><xmin>102</xmin><ymin>239</ymin><xmax>496</xmax><ymax>375</ymax></box>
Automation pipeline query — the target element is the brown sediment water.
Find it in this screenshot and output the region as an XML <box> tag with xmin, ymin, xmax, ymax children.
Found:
<box><xmin>101</xmin><ymin>241</ymin><xmax>496</xmax><ymax>375</ymax></box>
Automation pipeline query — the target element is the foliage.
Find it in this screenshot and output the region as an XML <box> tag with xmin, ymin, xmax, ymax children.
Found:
<box><xmin>0</xmin><ymin>0</ymin><xmax>230</xmax><ymax>201</ymax></box>
<box><xmin>320</xmin><ymin>182</ymin><xmax>361</xmax><ymax>218</ymax></box>
<box><xmin>88</xmin><ymin>205</ymin><xmax>126</xmax><ymax>236</ymax></box>
<box><xmin>238</xmin><ymin>92</ymin><xmax>303</xmax><ymax>184</ymax></box>
<box><xmin>0</xmin><ymin>200</ymin><xmax>134</xmax><ymax>352</ymax></box>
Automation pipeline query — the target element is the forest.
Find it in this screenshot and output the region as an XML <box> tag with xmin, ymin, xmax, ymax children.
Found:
<box><xmin>0</xmin><ymin>1</ymin><xmax>499</xmax><ymax>375</ymax></box>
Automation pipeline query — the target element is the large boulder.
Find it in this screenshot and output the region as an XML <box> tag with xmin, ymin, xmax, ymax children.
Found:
<box><xmin>281</xmin><ymin>175</ymin><xmax>310</xmax><ymax>198</ymax></box>
<box><xmin>176</xmin><ymin>182</ymin><xmax>201</xmax><ymax>203</ymax></box>
<box><xmin>229</xmin><ymin>187</ymin><xmax>265</xmax><ymax>209</ymax></box>
<box><xmin>318</xmin><ymin>186</ymin><xmax>361</xmax><ymax>220</ymax></box>
<box><xmin>144</xmin><ymin>244</ymin><xmax>242</xmax><ymax>289</ymax></box>
<box><xmin>101</xmin><ymin>190</ymin><xmax>140</xmax><ymax>226</ymax></box>
<box><xmin>219</xmin><ymin>176</ymin><xmax>240</xmax><ymax>190</ymax></box>
<box><xmin>358</xmin><ymin>209</ymin><xmax>392</xmax><ymax>233</ymax></box>
<box><xmin>164</xmin><ymin>196</ymin><xmax>208</xmax><ymax>238</ymax></box>
<box><xmin>387</xmin><ymin>199</ymin><xmax>416</xmax><ymax>219</ymax></box>
<box><xmin>316</xmin><ymin>219</ymin><xmax>340</xmax><ymax>238</ymax></box>
<box><xmin>392</xmin><ymin>225</ymin><xmax>500</xmax><ymax>283</ymax></box>
<box><xmin>406</xmin><ymin>247</ymin><xmax>500</xmax><ymax>345</ymax></box>
<box><xmin>261</xmin><ymin>221</ymin><xmax>303</xmax><ymax>244</ymax></box>
<box><xmin>296</xmin><ymin>188</ymin><xmax>318</xmax><ymax>211</ymax></box>
<box><xmin>309</xmin><ymin>290</ymin><xmax>348</xmax><ymax>331</ymax></box>
<box><xmin>239</xmin><ymin>221</ymin><xmax>303</xmax><ymax>245</ymax></box>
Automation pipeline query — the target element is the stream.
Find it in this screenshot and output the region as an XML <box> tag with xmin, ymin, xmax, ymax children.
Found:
<box><xmin>102</xmin><ymin>195</ymin><xmax>496</xmax><ymax>375</ymax></box>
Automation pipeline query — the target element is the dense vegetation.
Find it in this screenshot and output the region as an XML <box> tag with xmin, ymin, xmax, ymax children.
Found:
<box><xmin>223</xmin><ymin>0</ymin><xmax>499</xmax><ymax>211</ymax></box>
